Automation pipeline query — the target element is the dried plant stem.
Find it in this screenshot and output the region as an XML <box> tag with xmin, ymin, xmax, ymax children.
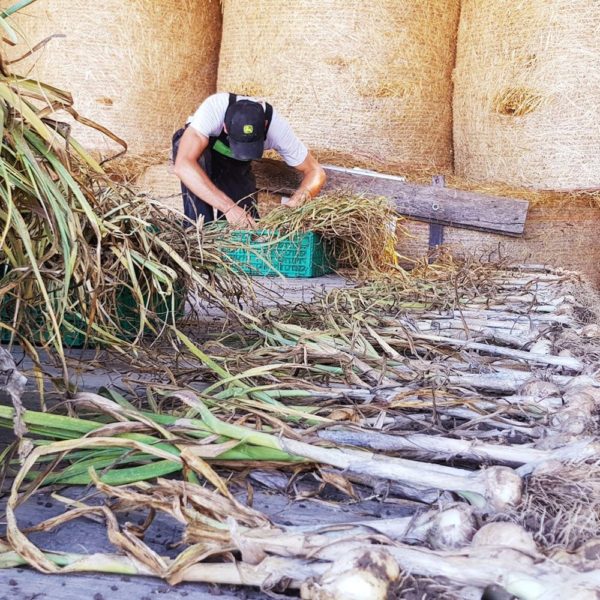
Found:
<box><xmin>0</xmin><ymin>546</ymin><xmax>321</xmax><ymax>588</ymax></box>
<box><xmin>318</xmin><ymin>429</ymin><xmax>600</xmax><ymax>468</ymax></box>
<box><xmin>407</xmin><ymin>332</ymin><xmax>583</xmax><ymax>370</ymax></box>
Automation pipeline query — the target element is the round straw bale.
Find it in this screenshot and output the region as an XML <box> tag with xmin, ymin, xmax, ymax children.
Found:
<box><xmin>217</xmin><ymin>0</ymin><xmax>460</xmax><ymax>173</ymax></box>
<box><xmin>135</xmin><ymin>163</ymin><xmax>182</xmax><ymax>213</ymax></box>
<box><xmin>440</xmin><ymin>199</ymin><xmax>600</xmax><ymax>288</ymax></box>
<box><xmin>398</xmin><ymin>203</ymin><xmax>600</xmax><ymax>288</ymax></box>
<box><xmin>5</xmin><ymin>0</ymin><xmax>221</xmax><ymax>156</ymax></box>
<box><xmin>453</xmin><ymin>0</ymin><xmax>600</xmax><ymax>190</ymax></box>
<box><xmin>394</xmin><ymin>178</ymin><xmax>600</xmax><ymax>287</ymax></box>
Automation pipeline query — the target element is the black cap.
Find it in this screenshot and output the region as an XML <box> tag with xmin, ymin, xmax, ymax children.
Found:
<box><xmin>224</xmin><ymin>99</ymin><xmax>266</xmax><ymax>160</ymax></box>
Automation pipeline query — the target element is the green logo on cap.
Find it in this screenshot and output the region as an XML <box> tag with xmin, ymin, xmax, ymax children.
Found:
<box><xmin>243</xmin><ymin>124</ymin><xmax>254</xmax><ymax>135</ymax></box>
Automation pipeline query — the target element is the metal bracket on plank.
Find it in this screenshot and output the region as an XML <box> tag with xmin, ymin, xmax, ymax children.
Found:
<box><xmin>428</xmin><ymin>175</ymin><xmax>445</xmax><ymax>262</ymax></box>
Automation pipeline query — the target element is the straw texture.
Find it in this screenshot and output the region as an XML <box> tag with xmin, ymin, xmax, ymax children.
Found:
<box><xmin>5</xmin><ymin>0</ymin><xmax>221</xmax><ymax>155</ymax></box>
<box><xmin>454</xmin><ymin>0</ymin><xmax>600</xmax><ymax>190</ymax></box>
<box><xmin>217</xmin><ymin>0</ymin><xmax>460</xmax><ymax>172</ymax></box>
<box><xmin>443</xmin><ymin>203</ymin><xmax>600</xmax><ymax>288</ymax></box>
<box><xmin>397</xmin><ymin>199</ymin><xmax>600</xmax><ymax>287</ymax></box>
<box><xmin>136</xmin><ymin>163</ymin><xmax>182</xmax><ymax>212</ymax></box>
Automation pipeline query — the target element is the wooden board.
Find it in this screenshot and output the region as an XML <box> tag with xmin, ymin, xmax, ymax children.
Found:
<box><xmin>254</xmin><ymin>160</ymin><xmax>529</xmax><ymax>236</ymax></box>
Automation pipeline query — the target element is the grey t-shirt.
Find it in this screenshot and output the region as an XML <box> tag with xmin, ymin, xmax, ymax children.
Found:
<box><xmin>188</xmin><ymin>92</ymin><xmax>308</xmax><ymax>167</ymax></box>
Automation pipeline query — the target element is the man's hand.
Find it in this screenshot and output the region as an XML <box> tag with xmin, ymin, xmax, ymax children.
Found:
<box><xmin>286</xmin><ymin>152</ymin><xmax>326</xmax><ymax>209</ymax></box>
<box><xmin>225</xmin><ymin>204</ymin><xmax>257</xmax><ymax>230</ymax></box>
<box><xmin>286</xmin><ymin>187</ymin><xmax>312</xmax><ymax>209</ymax></box>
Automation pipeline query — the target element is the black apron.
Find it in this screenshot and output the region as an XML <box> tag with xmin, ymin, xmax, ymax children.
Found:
<box><xmin>172</xmin><ymin>93</ymin><xmax>273</xmax><ymax>224</ymax></box>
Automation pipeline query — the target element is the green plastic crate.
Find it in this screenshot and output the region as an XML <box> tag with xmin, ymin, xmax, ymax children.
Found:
<box><xmin>116</xmin><ymin>284</ymin><xmax>187</xmax><ymax>338</ymax></box>
<box><xmin>224</xmin><ymin>230</ymin><xmax>335</xmax><ymax>278</ymax></box>
<box><xmin>0</xmin><ymin>267</ymin><xmax>186</xmax><ymax>348</ymax></box>
<box><xmin>0</xmin><ymin>289</ymin><xmax>186</xmax><ymax>348</ymax></box>
<box><xmin>0</xmin><ymin>294</ymin><xmax>88</xmax><ymax>348</ymax></box>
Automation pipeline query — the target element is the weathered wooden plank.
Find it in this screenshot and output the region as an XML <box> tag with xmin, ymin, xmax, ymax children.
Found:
<box><xmin>392</xmin><ymin>182</ymin><xmax>528</xmax><ymax>235</ymax></box>
<box><xmin>254</xmin><ymin>159</ymin><xmax>529</xmax><ymax>236</ymax></box>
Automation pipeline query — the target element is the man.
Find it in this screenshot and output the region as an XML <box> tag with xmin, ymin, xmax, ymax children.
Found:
<box><xmin>173</xmin><ymin>92</ymin><xmax>326</xmax><ymax>228</ymax></box>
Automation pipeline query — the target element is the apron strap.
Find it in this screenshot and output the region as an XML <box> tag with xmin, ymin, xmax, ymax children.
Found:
<box><xmin>264</xmin><ymin>102</ymin><xmax>273</xmax><ymax>138</ymax></box>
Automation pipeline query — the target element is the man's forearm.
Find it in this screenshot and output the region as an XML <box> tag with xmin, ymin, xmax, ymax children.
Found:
<box><xmin>174</xmin><ymin>159</ymin><xmax>237</xmax><ymax>214</ymax></box>
<box><xmin>300</xmin><ymin>166</ymin><xmax>326</xmax><ymax>197</ymax></box>
<box><xmin>290</xmin><ymin>166</ymin><xmax>327</xmax><ymax>204</ymax></box>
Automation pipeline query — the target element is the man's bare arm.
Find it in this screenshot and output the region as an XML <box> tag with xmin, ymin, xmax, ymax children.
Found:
<box><xmin>287</xmin><ymin>152</ymin><xmax>326</xmax><ymax>208</ymax></box>
<box><xmin>173</xmin><ymin>127</ymin><xmax>256</xmax><ymax>228</ymax></box>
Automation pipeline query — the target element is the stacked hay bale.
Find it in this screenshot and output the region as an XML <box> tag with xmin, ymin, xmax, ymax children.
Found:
<box><xmin>6</xmin><ymin>0</ymin><xmax>222</xmax><ymax>209</ymax></box>
<box><xmin>443</xmin><ymin>197</ymin><xmax>600</xmax><ymax>287</ymax></box>
<box><xmin>135</xmin><ymin>164</ymin><xmax>183</xmax><ymax>213</ymax></box>
<box><xmin>446</xmin><ymin>0</ymin><xmax>600</xmax><ymax>286</ymax></box>
<box><xmin>397</xmin><ymin>190</ymin><xmax>600</xmax><ymax>288</ymax></box>
<box><xmin>217</xmin><ymin>0</ymin><xmax>460</xmax><ymax>174</ymax></box>
<box><xmin>454</xmin><ymin>0</ymin><xmax>600</xmax><ymax>190</ymax></box>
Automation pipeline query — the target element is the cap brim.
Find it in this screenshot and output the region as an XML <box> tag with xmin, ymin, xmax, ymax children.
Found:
<box><xmin>229</xmin><ymin>139</ymin><xmax>264</xmax><ymax>161</ymax></box>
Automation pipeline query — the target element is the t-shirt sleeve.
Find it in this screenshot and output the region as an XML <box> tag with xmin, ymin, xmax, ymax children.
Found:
<box><xmin>188</xmin><ymin>93</ymin><xmax>228</xmax><ymax>138</ymax></box>
<box><xmin>266</xmin><ymin>109</ymin><xmax>309</xmax><ymax>167</ymax></box>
